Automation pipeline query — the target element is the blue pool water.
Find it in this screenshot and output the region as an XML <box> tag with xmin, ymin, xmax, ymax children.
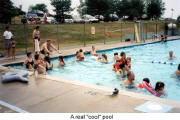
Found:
<box><xmin>11</xmin><ymin>40</ymin><xmax>180</xmax><ymax>101</ymax></box>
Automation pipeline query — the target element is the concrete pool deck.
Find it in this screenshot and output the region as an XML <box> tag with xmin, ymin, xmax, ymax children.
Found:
<box><xmin>0</xmin><ymin>37</ymin><xmax>180</xmax><ymax>113</ymax></box>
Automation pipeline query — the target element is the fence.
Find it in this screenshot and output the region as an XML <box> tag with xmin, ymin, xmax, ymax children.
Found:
<box><xmin>0</xmin><ymin>21</ymin><xmax>179</xmax><ymax>55</ymax></box>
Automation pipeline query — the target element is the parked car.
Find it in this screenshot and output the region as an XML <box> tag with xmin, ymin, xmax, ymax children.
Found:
<box><xmin>29</xmin><ymin>10</ymin><xmax>44</xmax><ymax>17</ymax></box>
<box><xmin>26</xmin><ymin>13</ymin><xmax>40</xmax><ymax>22</ymax></box>
<box><xmin>65</xmin><ymin>19</ymin><xmax>74</xmax><ymax>24</ymax></box>
<box><xmin>95</xmin><ymin>15</ymin><xmax>104</xmax><ymax>21</ymax></box>
<box><xmin>109</xmin><ymin>14</ymin><xmax>119</xmax><ymax>22</ymax></box>
<box><xmin>82</xmin><ymin>15</ymin><xmax>99</xmax><ymax>23</ymax></box>
<box><xmin>47</xmin><ymin>17</ymin><xmax>56</xmax><ymax>24</ymax></box>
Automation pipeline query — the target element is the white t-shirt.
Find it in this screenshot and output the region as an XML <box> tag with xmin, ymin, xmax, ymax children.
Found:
<box><xmin>3</xmin><ymin>30</ymin><xmax>13</xmax><ymax>39</ymax></box>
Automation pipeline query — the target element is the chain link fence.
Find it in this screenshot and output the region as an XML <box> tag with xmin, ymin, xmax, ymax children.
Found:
<box><xmin>0</xmin><ymin>21</ymin><xmax>180</xmax><ymax>55</ymax></box>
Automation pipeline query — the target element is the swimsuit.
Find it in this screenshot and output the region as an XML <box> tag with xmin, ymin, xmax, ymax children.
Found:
<box><xmin>26</xmin><ymin>60</ymin><xmax>34</xmax><ymax>69</ymax></box>
<box><xmin>79</xmin><ymin>57</ymin><xmax>84</xmax><ymax>61</ymax></box>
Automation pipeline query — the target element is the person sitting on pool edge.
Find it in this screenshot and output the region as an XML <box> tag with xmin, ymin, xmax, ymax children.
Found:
<box><xmin>23</xmin><ymin>52</ymin><xmax>34</xmax><ymax>70</ymax></box>
<box><xmin>41</xmin><ymin>40</ymin><xmax>61</xmax><ymax>55</ymax></box>
<box><xmin>58</xmin><ymin>56</ymin><xmax>65</xmax><ymax>67</ymax></box>
<box><xmin>34</xmin><ymin>63</ymin><xmax>46</xmax><ymax>75</ymax></box>
<box><xmin>167</xmin><ymin>51</ymin><xmax>176</xmax><ymax>59</ymax></box>
<box><xmin>97</xmin><ymin>53</ymin><xmax>108</xmax><ymax>63</ymax></box>
<box><xmin>175</xmin><ymin>64</ymin><xmax>180</xmax><ymax>76</ymax></box>
<box><xmin>113</xmin><ymin>52</ymin><xmax>120</xmax><ymax>62</ymax></box>
<box><xmin>91</xmin><ymin>46</ymin><xmax>98</xmax><ymax>57</ymax></box>
<box><xmin>121</xmin><ymin>71</ymin><xmax>135</xmax><ymax>87</ymax></box>
<box><xmin>34</xmin><ymin>53</ymin><xmax>46</xmax><ymax>68</ymax></box>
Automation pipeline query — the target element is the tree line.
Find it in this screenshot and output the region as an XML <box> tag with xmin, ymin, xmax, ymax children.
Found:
<box><xmin>78</xmin><ymin>0</ymin><xmax>166</xmax><ymax>21</ymax></box>
<box><xmin>0</xmin><ymin>0</ymin><xmax>170</xmax><ymax>24</ymax></box>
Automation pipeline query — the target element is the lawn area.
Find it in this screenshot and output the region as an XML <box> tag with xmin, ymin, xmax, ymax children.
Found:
<box><xmin>0</xmin><ymin>21</ymin><xmax>168</xmax><ymax>54</ymax></box>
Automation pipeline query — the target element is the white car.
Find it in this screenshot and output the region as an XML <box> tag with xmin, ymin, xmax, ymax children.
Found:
<box><xmin>82</xmin><ymin>15</ymin><xmax>99</xmax><ymax>23</ymax></box>
<box><xmin>65</xmin><ymin>19</ymin><xmax>74</xmax><ymax>24</ymax></box>
<box><xmin>47</xmin><ymin>17</ymin><xmax>56</xmax><ymax>24</ymax></box>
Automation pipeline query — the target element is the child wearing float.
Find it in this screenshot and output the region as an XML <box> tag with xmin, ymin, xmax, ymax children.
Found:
<box><xmin>138</xmin><ymin>78</ymin><xmax>152</xmax><ymax>89</ymax></box>
<box><xmin>113</xmin><ymin>53</ymin><xmax>120</xmax><ymax>62</ymax></box>
<box><xmin>112</xmin><ymin>60</ymin><xmax>124</xmax><ymax>77</ymax></box>
<box><xmin>138</xmin><ymin>79</ymin><xmax>165</xmax><ymax>97</ymax></box>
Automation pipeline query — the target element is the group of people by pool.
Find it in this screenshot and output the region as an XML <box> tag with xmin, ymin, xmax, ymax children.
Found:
<box><xmin>23</xmin><ymin>42</ymin><xmax>180</xmax><ymax>98</ymax></box>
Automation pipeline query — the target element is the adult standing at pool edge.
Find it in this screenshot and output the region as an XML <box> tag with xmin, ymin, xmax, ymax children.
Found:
<box><xmin>3</xmin><ymin>26</ymin><xmax>13</xmax><ymax>57</ymax></box>
<box><xmin>33</xmin><ymin>26</ymin><xmax>40</xmax><ymax>54</ymax></box>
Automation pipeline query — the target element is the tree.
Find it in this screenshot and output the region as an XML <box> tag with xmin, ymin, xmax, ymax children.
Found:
<box><xmin>77</xmin><ymin>0</ymin><xmax>87</xmax><ymax>17</ymax></box>
<box><xmin>86</xmin><ymin>0</ymin><xmax>112</xmax><ymax>16</ymax></box>
<box><xmin>146</xmin><ymin>0</ymin><xmax>165</xmax><ymax>20</ymax></box>
<box><xmin>29</xmin><ymin>3</ymin><xmax>48</xmax><ymax>13</ymax></box>
<box><xmin>51</xmin><ymin>0</ymin><xmax>72</xmax><ymax>23</ymax></box>
<box><xmin>111</xmin><ymin>0</ymin><xmax>145</xmax><ymax>20</ymax></box>
<box><xmin>177</xmin><ymin>16</ymin><xmax>180</xmax><ymax>27</ymax></box>
<box><xmin>0</xmin><ymin>0</ymin><xmax>23</xmax><ymax>24</ymax></box>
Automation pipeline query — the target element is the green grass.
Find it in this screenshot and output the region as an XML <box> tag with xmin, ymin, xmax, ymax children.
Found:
<box><xmin>0</xmin><ymin>21</ymin><xmax>170</xmax><ymax>53</ymax></box>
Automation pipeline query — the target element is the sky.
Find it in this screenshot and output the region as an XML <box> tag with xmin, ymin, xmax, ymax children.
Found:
<box><xmin>11</xmin><ymin>0</ymin><xmax>180</xmax><ymax>19</ymax></box>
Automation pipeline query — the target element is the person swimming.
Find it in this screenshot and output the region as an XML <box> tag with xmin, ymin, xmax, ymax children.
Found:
<box><xmin>122</xmin><ymin>71</ymin><xmax>135</xmax><ymax>87</ymax></box>
<box><xmin>175</xmin><ymin>64</ymin><xmax>180</xmax><ymax>76</ymax></box>
<box><xmin>113</xmin><ymin>52</ymin><xmax>120</xmax><ymax>62</ymax></box>
<box><xmin>167</xmin><ymin>51</ymin><xmax>176</xmax><ymax>59</ymax></box>
<box><xmin>58</xmin><ymin>56</ymin><xmax>65</xmax><ymax>67</ymax></box>
<box><xmin>97</xmin><ymin>53</ymin><xmax>108</xmax><ymax>63</ymax></box>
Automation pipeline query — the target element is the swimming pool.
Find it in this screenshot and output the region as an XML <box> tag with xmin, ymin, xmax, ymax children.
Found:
<box><xmin>10</xmin><ymin>40</ymin><xmax>180</xmax><ymax>101</ymax></box>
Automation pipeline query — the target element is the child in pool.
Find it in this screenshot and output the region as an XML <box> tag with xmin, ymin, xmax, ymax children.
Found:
<box><xmin>113</xmin><ymin>52</ymin><xmax>120</xmax><ymax>62</ymax></box>
<box><xmin>97</xmin><ymin>53</ymin><xmax>108</xmax><ymax>63</ymax></box>
<box><xmin>154</xmin><ymin>82</ymin><xmax>165</xmax><ymax>97</ymax></box>
<box><xmin>75</xmin><ymin>51</ymin><xmax>81</xmax><ymax>61</ymax></box>
<box><xmin>79</xmin><ymin>49</ymin><xmax>85</xmax><ymax>61</ymax></box>
<box><xmin>58</xmin><ymin>56</ymin><xmax>65</xmax><ymax>67</ymax></box>
<box><xmin>91</xmin><ymin>46</ymin><xmax>98</xmax><ymax>56</ymax></box>
<box><xmin>34</xmin><ymin>64</ymin><xmax>46</xmax><ymax>75</ymax></box>
<box><xmin>138</xmin><ymin>78</ymin><xmax>152</xmax><ymax>89</ymax></box>
<box><xmin>126</xmin><ymin>57</ymin><xmax>131</xmax><ymax>70</ymax></box>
